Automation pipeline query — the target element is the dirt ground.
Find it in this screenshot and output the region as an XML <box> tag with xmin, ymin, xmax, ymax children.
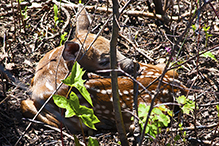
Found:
<box><xmin>0</xmin><ymin>0</ymin><xmax>219</xmax><ymax>145</ymax></box>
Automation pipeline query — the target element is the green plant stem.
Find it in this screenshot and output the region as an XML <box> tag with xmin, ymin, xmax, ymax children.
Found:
<box><xmin>79</xmin><ymin>118</ymin><xmax>87</xmax><ymax>146</ymax></box>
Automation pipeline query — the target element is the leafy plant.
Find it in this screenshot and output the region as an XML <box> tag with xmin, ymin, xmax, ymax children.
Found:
<box><xmin>201</xmin><ymin>51</ymin><xmax>217</xmax><ymax>62</ymax></box>
<box><xmin>53</xmin><ymin>62</ymin><xmax>99</xmax><ymax>131</ymax></box>
<box><xmin>88</xmin><ymin>137</ymin><xmax>99</xmax><ymax>146</ymax></box>
<box><xmin>191</xmin><ymin>24</ymin><xmax>197</xmax><ymax>34</ymax></box>
<box><xmin>21</xmin><ymin>6</ymin><xmax>28</xmax><ymax>19</ymax></box>
<box><xmin>203</xmin><ymin>24</ymin><xmax>212</xmax><ymax>47</ymax></box>
<box><xmin>53</xmin><ymin>4</ymin><xmax>64</xmax><ymax>27</ymax></box>
<box><xmin>176</xmin><ymin>95</ymin><xmax>195</xmax><ymax>115</ymax></box>
<box><xmin>60</xmin><ymin>32</ymin><xmax>68</xmax><ymax>46</ymax></box>
<box><xmin>53</xmin><ymin>4</ymin><xmax>59</xmax><ymax>27</ymax></box>
<box><xmin>138</xmin><ymin>104</ymin><xmax>172</xmax><ymax>138</ymax></box>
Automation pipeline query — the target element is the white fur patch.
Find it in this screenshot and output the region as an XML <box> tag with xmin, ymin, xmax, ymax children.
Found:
<box><xmin>101</xmin><ymin>90</ymin><xmax>107</xmax><ymax>94</ymax></box>
<box><xmin>155</xmin><ymin>72</ymin><xmax>160</xmax><ymax>76</ymax></box>
<box><xmin>118</xmin><ymin>89</ymin><xmax>123</xmax><ymax>96</ymax></box>
<box><xmin>46</xmin><ymin>82</ymin><xmax>54</xmax><ymax>91</ymax></box>
<box><xmin>49</xmin><ymin>70</ymin><xmax>53</xmax><ymax>75</ymax></box>
<box><xmin>123</xmin><ymin>90</ymin><xmax>129</xmax><ymax>95</ymax></box>
<box><xmin>147</xmin><ymin>72</ymin><xmax>154</xmax><ymax>75</ymax></box>
<box><xmin>49</xmin><ymin>49</ymin><xmax>56</xmax><ymax>59</ymax></box>
<box><xmin>106</xmin><ymin>89</ymin><xmax>112</xmax><ymax>94</ymax></box>
<box><xmin>85</xmin><ymin>84</ymin><xmax>90</xmax><ymax>88</ymax></box>
<box><xmin>103</xmin><ymin>110</ymin><xmax>110</xmax><ymax>114</ymax></box>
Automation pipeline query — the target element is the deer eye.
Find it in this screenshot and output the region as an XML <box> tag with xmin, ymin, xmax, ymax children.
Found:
<box><xmin>98</xmin><ymin>58</ymin><xmax>110</xmax><ymax>67</ymax></box>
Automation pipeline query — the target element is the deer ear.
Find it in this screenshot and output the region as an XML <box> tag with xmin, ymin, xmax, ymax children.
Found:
<box><xmin>62</xmin><ymin>41</ymin><xmax>80</xmax><ymax>61</ymax></box>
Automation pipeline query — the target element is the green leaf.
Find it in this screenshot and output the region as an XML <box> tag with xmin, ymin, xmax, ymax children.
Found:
<box><xmin>88</xmin><ymin>137</ymin><xmax>99</xmax><ymax>146</ymax></box>
<box><xmin>53</xmin><ymin>94</ymin><xmax>76</xmax><ymax>118</ymax></box>
<box><xmin>216</xmin><ymin>105</ymin><xmax>219</xmax><ymax>118</ymax></box>
<box><xmin>176</xmin><ymin>95</ymin><xmax>187</xmax><ymax>104</ymax></box>
<box><xmin>62</xmin><ymin>62</ymin><xmax>93</xmax><ymax>106</ymax></box>
<box><xmin>54</xmin><ymin>4</ymin><xmax>58</xmax><ymax>17</ymax></box>
<box><xmin>182</xmin><ymin>102</ymin><xmax>195</xmax><ymax>115</ymax></box>
<box><xmin>60</xmin><ymin>32</ymin><xmax>68</xmax><ymax>46</ymax></box>
<box><xmin>75</xmin><ymin>82</ymin><xmax>93</xmax><ymax>106</ymax></box>
<box><xmin>61</xmin><ymin>32</ymin><xmax>67</xmax><ymax>41</ymax></box>
<box><xmin>80</xmin><ymin>112</ymin><xmax>100</xmax><ymax>130</ymax></box>
<box><xmin>78</xmin><ymin>105</ymin><xmax>100</xmax><ymax>129</ymax></box>
<box><xmin>153</xmin><ymin>107</ymin><xmax>163</xmax><ymax>115</ymax></box>
<box><xmin>174</xmin><ymin>135</ymin><xmax>180</xmax><ymax>141</ymax></box>
<box><xmin>158</xmin><ymin>113</ymin><xmax>170</xmax><ymax>127</ymax></box>
<box><xmin>201</xmin><ymin>51</ymin><xmax>217</xmax><ymax>62</ymax></box>
<box><xmin>192</xmin><ymin>24</ymin><xmax>196</xmax><ymax>32</ymax></box>
<box><xmin>139</xmin><ymin>104</ymin><xmax>149</xmax><ymax>118</ymax></box>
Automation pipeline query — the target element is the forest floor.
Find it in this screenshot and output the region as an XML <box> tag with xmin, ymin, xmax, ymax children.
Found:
<box><xmin>0</xmin><ymin>0</ymin><xmax>219</xmax><ymax>145</ymax></box>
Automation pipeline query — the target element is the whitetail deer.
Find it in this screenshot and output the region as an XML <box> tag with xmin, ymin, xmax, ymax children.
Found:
<box><xmin>21</xmin><ymin>5</ymin><xmax>186</xmax><ymax>133</ymax></box>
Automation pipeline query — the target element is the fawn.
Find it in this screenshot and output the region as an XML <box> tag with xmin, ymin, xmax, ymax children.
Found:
<box><xmin>21</xmin><ymin>5</ymin><xmax>186</xmax><ymax>133</ymax></box>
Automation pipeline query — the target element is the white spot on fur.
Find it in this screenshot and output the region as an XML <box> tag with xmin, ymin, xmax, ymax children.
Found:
<box><xmin>123</xmin><ymin>90</ymin><xmax>129</xmax><ymax>95</ymax></box>
<box><xmin>102</xmin><ymin>116</ymin><xmax>108</xmax><ymax>119</ymax></box>
<box><xmin>101</xmin><ymin>90</ymin><xmax>107</xmax><ymax>94</ymax></box>
<box><xmin>147</xmin><ymin>72</ymin><xmax>154</xmax><ymax>75</ymax></box>
<box><xmin>64</xmin><ymin>62</ymin><xmax>68</xmax><ymax>70</ymax></box>
<box><xmin>126</xmin><ymin>97</ymin><xmax>130</xmax><ymax>101</ymax></box>
<box><xmin>122</xmin><ymin>103</ymin><xmax>126</xmax><ymax>108</ymax></box>
<box><xmin>39</xmin><ymin>93</ymin><xmax>44</xmax><ymax>99</ymax></box>
<box><xmin>101</xmin><ymin>105</ymin><xmax>106</xmax><ymax>109</ymax></box>
<box><xmin>141</xmin><ymin>67</ymin><xmax>147</xmax><ymax>70</ymax></box>
<box><xmin>47</xmin><ymin>63</ymin><xmax>50</xmax><ymax>69</ymax></box>
<box><xmin>118</xmin><ymin>89</ymin><xmax>123</xmax><ymax>96</ymax></box>
<box><xmin>96</xmin><ymin>110</ymin><xmax>102</xmax><ymax>114</ymax></box>
<box><xmin>151</xmin><ymin>90</ymin><xmax>156</xmax><ymax>94</ymax></box>
<box><xmin>155</xmin><ymin>72</ymin><xmax>160</xmax><ymax>76</ymax></box>
<box><xmin>85</xmin><ymin>84</ymin><xmax>90</xmax><ymax>88</ymax></box>
<box><xmin>163</xmin><ymin>78</ymin><xmax>168</xmax><ymax>81</ymax></box>
<box><xmin>163</xmin><ymin>90</ymin><xmax>169</xmax><ymax>94</ymax></box>
<box><xmin>46</xmin><ymin>82</ymin><xmax>54</xmax><ymax>91</ymax></box>
<box><xmin>49</xmin><ymin>70</ymin><xmax>53</xmax><ymax>75</ymax></box>
<box><xmin>106</xmin><ymin>89</ymin><xmax>112</xmax><ymax>94</ymax></box>
<box><xmin>130</xmin><ymin>89</ymin><xmax>134</xmax><ymax>94</ymax></box>
<box><xmin>145</xmin><ymin>94</ymin><xmax>150</xmax><ymax>98</ymax></box>
<box><xmin>103</xmin><ymin>110</ymin><xmax>110</xmax><ymax>114</ymax></box>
